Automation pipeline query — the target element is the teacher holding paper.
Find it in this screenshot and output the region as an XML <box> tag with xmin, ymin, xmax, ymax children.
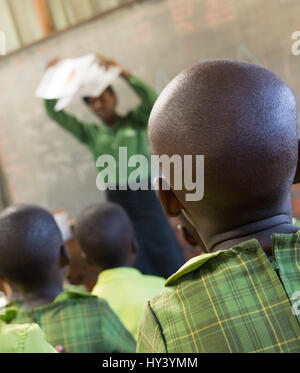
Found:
<box><xmin>44</xmin><ymin>54</ymin><xmax>184</xmax><ymax>279</ymax></box>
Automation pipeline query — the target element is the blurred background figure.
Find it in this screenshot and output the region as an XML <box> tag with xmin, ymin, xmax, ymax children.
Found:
<box><xmin>75</xmin><ymin>202</ymin><xmax>165</xmax><ymax>340</ymax></box>
<box><xmin>43</xmin><ymin>54</ymin><xmax>184</xmax><ymax>279</ymax></box>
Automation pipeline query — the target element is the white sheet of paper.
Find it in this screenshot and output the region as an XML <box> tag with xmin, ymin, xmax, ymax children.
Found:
<box><xmin>36</xmin><ymin>54</ymin><xmax>121</xmax><ymax>111</ymax></box>
<box><xmin>79</xmin><ymin>63</ymin><xmax>121</xmax><ymax>97</ymax></box>
<box><xmin>36</xmin><ymin>54</ymin><xmax>95</xmax><ymax>99</ymax></box>
<box><xmin>54</xmin><ymin>95</ymin><xmax>74</xmax><ymax>112</ymax></box>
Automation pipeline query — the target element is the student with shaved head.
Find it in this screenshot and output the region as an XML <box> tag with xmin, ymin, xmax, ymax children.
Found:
<box><xmin>75</xmin><ymin>202</ymin><xmax>165</xmax><ymax>340</ymax></box>
<box><xmin>0</xmin><ymin>204</ymin><xmax>136</xmax><ymax>353</ymax></box>
<box><xmin>137</xmin><ymin>60</ymin><xmax>300</xmax><ymax>353</ymax></box>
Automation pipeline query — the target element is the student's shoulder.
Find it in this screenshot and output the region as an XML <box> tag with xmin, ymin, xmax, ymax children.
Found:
<box><xmin>139</xmin><ymin>254</ymin><xmax>227</xmax><ymax>330</ymax></box>
<box><xmin>0</xmin><ymin>322</ymin><xmax>56</xmax><ymax>353</ymax></box>
<box><xmin>145</xmin><ymin>253</ymin><xmax>217</xmax><ymax>311</ymax></box>
<box><xmin>149</xmin><ymin>239</ymin><xmax>263</xmax><ymax>307</ymax></box>
<box><xmin>53</xmin><ymin>286</ymin><xmax>113</xmax><ymax>321</ymax></box>
<box><xmin>62</xmin><ymin>285</ymin><xmax>111</xmax><ymax>307</ymax></box>
<box><xmin>167</xmin><ymin>238</ymin><xmax>267</xmax><ymax>287</ymax></box>
<box><xmin>143</xmin><ymin>274</ymin><xmax>166</xmax><ymax>287</ymax></box>
<box><xmin>0</xmin><ymin>322</ymin><xmax>34</xmax><ymax>352</ymax></box>
<box><xmin>52</xmin><ymin>285</ymin><xmax>98</xmax><ymax>308</ymax></box>
<box><xmin>164</xmin><ymin>251</ymin><xmax>223</xmax><ymax>287</ymax></box>
<box><xmin>60</xmin><ymin>284</ymin><xmax>94</xmax><ymax>297</ymax></box>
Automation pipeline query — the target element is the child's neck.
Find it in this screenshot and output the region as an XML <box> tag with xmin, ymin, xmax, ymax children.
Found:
<box><xmin>21</xmin><ymin>281</ymin><xmax>64</xmax><ymax>310</ymax></box>
<box><xmin>204</xmin><ymin>214</ymin><xmax>298</xmax><ymax>256</ymax></box>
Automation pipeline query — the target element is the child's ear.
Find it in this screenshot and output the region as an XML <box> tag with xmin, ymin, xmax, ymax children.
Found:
<box><xmin>60</xmin><ymin>245</ymin><xmax>70</xmax><ymax>268</ymax></box>
<box><xmin>181</xmin><ymin>226</ymin><xmax>199</xmax><ymax>247</ymax></box>
<box><xmin>156</xmin><ymin>178</ymin><xmax>183</xmax><ymax>217</ymax></box>
<box><xmin>293</xmin><ymin>139</ymin><xmax>300</xmax><ymax>184</ymax></box>
<box><xmin>130</xmin><ymin>237</ymin><xmax>139</xmax><ymax>266</ymax></box>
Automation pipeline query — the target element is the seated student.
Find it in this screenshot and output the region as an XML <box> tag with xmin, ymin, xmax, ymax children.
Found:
<box><xmin>74</xmin><ymin>202</ymin><xmax>165</xmax><ymax>340</ymax></box>
<box><xmin>137</xmin><ymin>60</ymin><xmax>300</xmax><ymax>353</ymax></box>
<box><xmin>0</xmin><ymin>321</ymin><xmax>56</xmax><ymax>353</ymax></box>
<box><xmin>0</xmin><ymin>204</ymin><xmax>136</xmax><ymax>353</ymax></box>
<box><xmin>0</xmin><ymin>285</ymin><xmax>52</xmax><ymax>353</ymax></box>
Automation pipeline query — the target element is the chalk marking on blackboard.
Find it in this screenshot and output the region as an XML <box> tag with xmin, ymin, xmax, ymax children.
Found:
<box><xmin>6</xmin><ymin>163</ymin><xmax>29</xmax><ymax>172</ymax></box>
<box><xmin>168</xmin><ymin>0</ymin><xmax>197</xmax><ymax>36</ymax></box>
<box><xmin>127</xmin><ymin>7</ymin><xmax>155</xmax><ymax>48</ymax></box>
<box><xmin>156</xmin><ymin>69</ymin><xmax>170</xmax><ymax>94</ymax></box>
<box><xmin>204</xmin><ymin>0</ymin><xmax>236</xmax><ymax>27</ymax></box>
<box><xmin>77</xmin><ymin>163</ymin><xmax>93</xmax><ymax>184</ymax></box>
<box><xmin>9</xmin><ymin>169</ymin><xmax>35</xmax><ymax>202</ymax></box>
<box><xmin>0</xmin><ymin>126</ymin><xmax>18</xmax><ymax>203</ymax></box>
<box><xmin>283</xmin><ymin>53</ymin><xmax>300</xmax><ymax>127</ymax></box>
<box><xmin>284</xmin><ymin>52</ymin><xmax>293</xmax><ymax>85</ymax></box>
<box><xmin>237</xmin><ymin>44</ymin><xmax>260</xmax><ymax>65</ymax></box>
<box><xmin>3</xmin><ymin>152</ymin><xmax>19</xmax><ymax>163</ymax></box>
<box><xmin>0</xmin><ymin>31</ymin><xmax>6</xmax><ymax>55</ymax></box>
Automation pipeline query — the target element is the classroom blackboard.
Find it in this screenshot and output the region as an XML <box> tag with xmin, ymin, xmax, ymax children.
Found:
<box><xmin>0</xmin><ymin>0</ymin><xmax>300</xmax><ymax>217</ymax></box>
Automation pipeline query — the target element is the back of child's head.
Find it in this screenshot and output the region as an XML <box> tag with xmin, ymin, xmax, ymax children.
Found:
<box><xmin>148</xmin><ymin>60</ymin><xmax>298</xmax><ymax>227</ymax></box>
<box><xmin>75</xmin><ymin>202</ymin><xmax>136</xmax><ymax>269</ymax></box>
<box><xmin>0</xmin><ymin>204</ymin><xmax>63</xmax><ymax>290</ymax></box>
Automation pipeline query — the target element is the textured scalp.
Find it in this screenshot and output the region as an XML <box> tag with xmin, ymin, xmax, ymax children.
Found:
<box><xmin>0</xmin><ymin>204</ymin><xmax>63</xmax><ymax>287</ymax></box>
<box><xmin>148</xmin><ymin>60</ymin><xmax>298</xmax><ymax>214</ymax></box>
<box><xmin>75</xmin><ymin>202</ymin><xmax>135</xmax><ymax>268</ymax></box>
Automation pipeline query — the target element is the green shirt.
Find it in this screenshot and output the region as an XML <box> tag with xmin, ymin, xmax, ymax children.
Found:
<box><xmin>44</xmin><ymin>75</ymin><xmax>157</xmax><ymax>186</ymax></box>
<box><xmin>92</xmin><ymin>267</ymin><xmax>165</xmax><ymax>340</ymax></box>
<box><xmin>3</xmin><ymin>287</ymin><xmax>136</xmax><ymax>353</ymax></box>
<box><xmin>0</xmin><ymin>321</ymin><xmax>56</xmax><ymax>353</ymax></box>
<box><xmin>137</xmin><ymin>232</ymin><xmax>300</xmax><ymax>353</ymax></box>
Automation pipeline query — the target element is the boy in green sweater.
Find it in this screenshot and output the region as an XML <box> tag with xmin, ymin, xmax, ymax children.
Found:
<box><xmin>75</xmin><ymin>202</ymin><xmax>165</xmax><ymax>341</ymax></box>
